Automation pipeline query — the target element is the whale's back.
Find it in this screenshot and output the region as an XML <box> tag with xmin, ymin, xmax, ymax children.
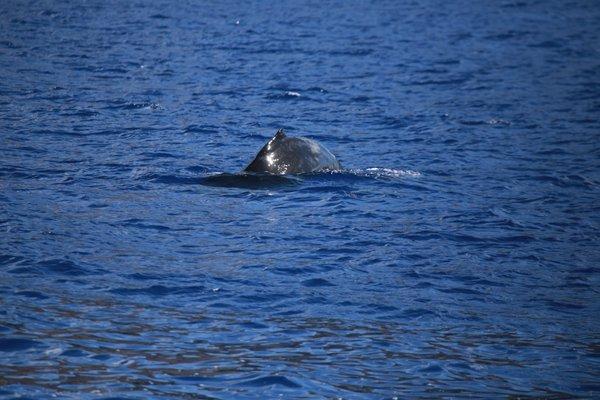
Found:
<box><xmin>244</xmin><ymin>130</ymin><xmax>341</xmax><ymax>175</ymax></box>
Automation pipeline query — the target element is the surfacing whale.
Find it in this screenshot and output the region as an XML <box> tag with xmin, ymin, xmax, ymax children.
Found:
<box><xmin>244</xmin><ymin>129</ymin><xmax>341</xmax><ymax>175</ymax></box>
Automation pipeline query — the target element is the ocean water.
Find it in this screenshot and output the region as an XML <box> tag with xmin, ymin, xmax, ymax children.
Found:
<box><xmin>1</xmin><ymin>0</ymin><xmax>599</xmax><ymax>398</ymax></box>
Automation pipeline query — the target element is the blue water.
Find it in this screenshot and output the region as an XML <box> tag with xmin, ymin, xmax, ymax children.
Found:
<box><xmin>1</xmin><ymin>0</ymin><xmax>599</xmax><ymax>398</ymax></box>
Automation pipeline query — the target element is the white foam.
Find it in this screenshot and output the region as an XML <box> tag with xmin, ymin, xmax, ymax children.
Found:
<box><xmin>364</xmin><ymin>167</ymin><xmax>422</xmax><ymax>178</ymax></box>
<box><xmin>487</xmin><ymin>118</ymin><xmax>510</xmax><ymax>125</ymax></box>
<box><xmin>143</xmin><ymin>102</ymin><xmax>163</xmax><ymax>110</ymax></box>
<box><xmin>45</xmin><ymin>347</ymin><xmax>63</xmax><ymax>356</ymax></box>
<box><xmin>285</xmin><ymin>91</ymin><xmax>301</xmax><ymax>97</ymax></box>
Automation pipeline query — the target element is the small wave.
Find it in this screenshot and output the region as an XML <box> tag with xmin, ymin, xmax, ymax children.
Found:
<box><xmin>201</xmin><ymin>172</ymin><xmax>301</xmax><ymax>189</ymax></box>
<box><xmin>410</xmin><ymin>77</ymin><xmax>470</xmax><ymax>86</ymax></box>
<box><xmin>121</xmin><ymin>219</ymin><xmax>173</xmax><ymax>231</ymax></box>
<box><xmin>9</xmin><ymin>259</ymin><xmax>90</xmax><ymax>277</ymax></box>
<box><xmin>105</xmin><ymin>101</ymin><xmax>163</xmax><ymax>111</ymax></box>
<box><xmin>59</xmin><ymin>109</ymin><xmax>98</xmax><ymax>117</ymax></box>
<box><xmin>145</xmin><ymin>174</ymin><xmax>205</xmax><ymax>185</ymax></box>
<box><xmin>109</xmin><ymin>284</ymin><xmax>205</xmax><ymax>297</ymax></box>
<box><xmin>0</xmin><ymin>338</ymin><xmax>42</xmax><ymax>352</ymax></box>
<box><xmin>266</xmin><ymin>91</ymin><xmax>306</xmax><ymax>100</ymax></box>
<box><xmin>459</xmin><ymin>118</ymin><xmax>511</xmax><ymax>126</ymax></box>
<box><xmin>487</xmin><ymin>118</ymin><xmax>511</xmax><ymax>126</ymax></box>
<box><xmin>327</xmin><ymin>48</ymin><xmax>373</xmax><ymax>57</ymax></box>
<box><xmin>302</xmin><ymin>278</ymin><xmax>335</xmax><ymax>287</ymax></box>
<box><xmin>529</xmin><ymin>40</ymin><xmax>562</xmax><ymax>49</ymax></box>
<box><xmin>0</xmin><ymin>254</ymin><xmax>26</xmax><ymax>267</ymax></box>
<box><xmin>61</xmin><ymin>349</ymin><xmax>88</xmax><ymax>357</ymax></box>
<box><xmin>0</xmin><ymin>40</ymin><xmax>21</xmax><ymax>49</ymax></box>
<box><xmin>362</xmin><ymin>168</ymin><xmax>422</xmax><ymax>178</ymax></box>
<box><xmin>139</xmin><ymin>151</ymin><xmax>179</xmax><ymax>160</ymax></box>
<box><xmin>15</xmin><ymin>290</ymin><xmax>49</xmax><ymax>300</ymax></box>
<box><xmin>183</xmin><ymin>124</ymin><xmax>219</xmax><ymax>135</ymax></box>
<box><xmin>240</xmin><ymin>375</ymin><xmax>301</xmax><ymax>388</ymax></box>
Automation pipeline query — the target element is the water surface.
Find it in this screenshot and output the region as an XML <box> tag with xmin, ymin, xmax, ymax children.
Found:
<box><xmin>1</xmin><ymin>0</ymin><xmax>599</xmax><ymax>398</ymax></box>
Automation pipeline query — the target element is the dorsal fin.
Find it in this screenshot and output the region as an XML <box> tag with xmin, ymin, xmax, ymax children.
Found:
<box><xmin>264</xmin><ymin>129</ymin><xmax>286</xmax><ymax>149</ymax></box>
<box><xmin>273</xmin><ymin>128</ymin><xmax>286</xmax><ymax>141</ymax></box>
<box><xmin>243</xmin><ymin>129</ymin><xmax>286</xmax><ymax>172</ymax></box>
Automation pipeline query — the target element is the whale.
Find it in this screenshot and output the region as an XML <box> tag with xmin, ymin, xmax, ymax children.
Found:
<box><xmin>244</xmin><ymin>129</ymin><xmax>341</xmax><ymax>175</ymax></box>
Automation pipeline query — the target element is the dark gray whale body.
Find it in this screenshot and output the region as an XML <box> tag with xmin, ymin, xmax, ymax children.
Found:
<box><xmin>244</xmin><ymin>129</ymin><xmax>341</xmax><ymax>175</ymax></box>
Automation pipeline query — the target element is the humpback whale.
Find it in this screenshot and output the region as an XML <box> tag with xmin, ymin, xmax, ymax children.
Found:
<box><xmin>244</xmin><ymin>129</ymin><xmax>341</xmax><ymax>175</ymax></box>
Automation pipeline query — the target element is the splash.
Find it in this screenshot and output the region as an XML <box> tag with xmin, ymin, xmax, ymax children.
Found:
<box><xmin>361</xmin><ymin>167</ymin><xmax>422</xmax><ymax>178</ymax></box>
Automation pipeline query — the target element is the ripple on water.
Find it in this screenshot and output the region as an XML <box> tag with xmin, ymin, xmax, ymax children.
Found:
<box><xmin>0</xmin><ymin>338</ymin><xmax>41</xmax><ymax>352</ymax></box>
<box><xmin>14</xmin><ymin>290</ymin><xmax>49</xmax><ymax>300</ymax></box>
<box><xmin>108</xmin><ymin>284</ymin><xmax>205</xmax><ymax>297</ymax></box>
<box><xmin>1</xmin><ymin>0</ymin><xmax>599</xmax><ymax>398</ymax></box>
<box><xmin>9</xmin><ymin>259</ymin><xmax>89</xmax><ymax>277</ymax></box>
<box><xmin>302</xmin><ymin>278</ymin><xmax>336</xmax><ymax>287</ymax></box>
<box><xmin>240</xmin><ymin>375</ymin><xmax>301</xmax><ymax>388</ymax></box>
<box><xmin>362</xmin><ymin>167</ymin><xmax>422</xmax><ymax>178</ymax></box>
<box><xmin>265</xmin><ymin>91</ymin><xmax>310</xmax><ymax>101</ymax></box>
